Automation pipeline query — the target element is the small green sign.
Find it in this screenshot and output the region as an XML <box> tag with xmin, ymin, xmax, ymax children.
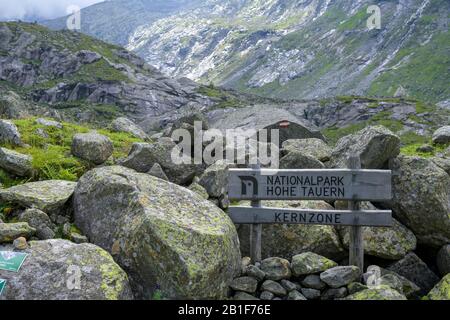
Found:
<box><xmin>0</xmin><ymin>279</ymin><xmax>5</xmax><ymax>296</ymax></box>
<box><xmin>0</xmin><ymin>251</ymin><xmax>28</xmax><ymax>272</ymax></box>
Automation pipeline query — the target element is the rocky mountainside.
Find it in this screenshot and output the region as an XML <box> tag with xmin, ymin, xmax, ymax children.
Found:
<box><xmin>44</xmin><ymin>0</ymin><xmax>450</xmax><ymax>104</ymax></box>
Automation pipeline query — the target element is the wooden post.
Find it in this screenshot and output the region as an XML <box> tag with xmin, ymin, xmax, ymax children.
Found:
<box><xmin>348</xmin><ymin>156</ymin><xmax>364</xmax><ymax>274</ymax></box>
<box><xmin>250</xmin><ymin>162</ymin><xmax>262</xmax><ymax>263</ymax></box>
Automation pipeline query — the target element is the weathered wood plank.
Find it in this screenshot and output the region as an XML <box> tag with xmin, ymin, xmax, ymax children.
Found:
<box><xmin>228</xmin><ymin>206</ymin><xmax>393</xmax><ymax>227</ymax></box>
<box><xmin>228</xmin><ymin>168</ymin><xmax>392</xmax><ymax>201</ymax></box>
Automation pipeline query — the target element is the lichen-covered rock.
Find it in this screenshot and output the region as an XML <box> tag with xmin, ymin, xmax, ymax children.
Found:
<box><xmin>18</xmin><ymin>209</ymin><xmax>55</xmax><ymax>240</ymax></box>
<box><xmin>347</xmin><ymin>282</ymin><xmax>368</xmax><ymax>295</ymax></box>
<box><xmin>279</xmin><ymin>151</ymin><xmax>325</xmax><ymax>169</ymax></box>
<box><xmin>280</xmin><ymin>279</ymin><xmax>298</xmax><ymax>292</ymax></box>
<box><xmin>230</xmin><ymin>277</ymin><xmax>258</xmax><ymax>294</ymax></box>
<box><xmin>245</xmin><ymin>265</ymin><xmax>265</xmax><ymax>282</ymax></box>
<box><xmin>291</xmin><ymin>252</ymin><xmax>338</xmax><ymax>277</ymax></box>
<box><xmin>282</xmin><ymin>138</ymin><xmax>332</xmax><ymax>162</ymax></box>
<box><xmin>432</xmin><ymin>157</ymin><xmax>450</xmax><ymax>176</ymax></box>
<box><xmin>322</xmin><ymin>287</ymin><xmax>348</xmax><ymax>300</ymax></box>
<box><xmin>427</xmin><ymin>274</ymin><xmax>450</xmax><ymax>300</ymax></box>
<box><xmin>320</xmin><ymin>266</ymin><xmax>361</xmax><ymax>288</ymax></box>
<box><xmin>238</xmin><ymin>200</ymin><xmax>346</xmax><ymax>260</ymax></box>
<box><xmin>387</xmin><ymin>252</ymin><xmax>440</xmax><ymax>295</ymax></box>
<box><xmin>71</xmin><ymin>132</ymin><xmax>113</xmax><ymax>165</ymax></box>
<box><xmin>301</xmin><ymin>288</ymin><xmax>321</xmax><ymax>299</ymax></box>
<box><xmin>260</xmin><ymin>257</ymin><xmax>291</xmax><ymax>281</ymax></box>
<box><xmin>0</xmin><ymin>119</ymin><xmax>22</xmax><ymax>146</ymax></box>
<box><xmin>329</xmin><ymin>126</ymin><xmax>400</xmax><ymax>169</ymax></box>
<box><xmin>437</xmin><ymin>245</ymin><xmax>450</xmax><ymax>277</ymax></box>
<box><xmin>287</xmin><ymin>290</ymin><xmax>307</xmax><ymax>300</ymax></box>
<box><xmin>432</xmin><ymin>126</ymin><xmax>450</xmax><ymax>144</ymax></box>
<box><xmin>335</xmin><ymin>202</ymin><xmax>416</xmax><ymax>260</ymax></box>
<box><xmin>388</xmin><ymin>155</ymin><xmax>450</xmax><ymax>247</ymax></box>
<box><xmin>119</xmin><ymin>139</ymin><xmax>201</xmax><ymax>185</ymax></box>
<box><xmin>0</xmin><ymin>239</ymin><xmax>133</xmax><ymax>300</ymax></box>
<box><xmin>110</xmin><ymin>117</ymin><xmax>148</xmax><ymax>140</ymax></box>
<box><xmin>0</xmin><ymin>222</ymin><xmax>35</xmax><ymax>243</ymax></box>
<box><xmin>0</xmin><ymin>180</ymin><xmax>76</xmax><ymax>215</ymax></box>
<box><xmin>344</xmin><ymin>285</ymin><xmax>407</xmax><ymax>300</ymax></box>
<box><xmin>0</xmin><ymin>147</ymin><xmax>33</xmax><ymax>177</ymax></box>
<box><xmin>198</xmin><ymin>160</ymin><xmax>235</xmax><ymax>198</ymax></box>
<box><xmin>73</xmin><ymin>166</ymin><xmax>241</xmax><ymax>299</ymax></box>
<box><xmin>365</xmin><ymin>266</ymin><xmax>421</xmax><ymax>299</ymax></box>
<box><xmin>234</xmin><ymin>292</ymin><xmax>260</xmax><ymax>300</ymax></box>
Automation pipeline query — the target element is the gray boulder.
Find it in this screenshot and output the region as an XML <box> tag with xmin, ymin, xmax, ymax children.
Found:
<box><xmin>36</xmin><ymin>118</ymin><xmax>62</xmax><ymax>129</ymax></box>
<box><xmin>71</xmin><ymin>132</ymin><xmax>113</xmax><ymax>165</ymax></box>
<box><xmin>388</xmin><ymin>155</ymin><xmax>450</xmax><ymax>247</ymax></box>
<box><xmin>287</xmin><ymin>290</ymin><xmax>307</xmax><ymax>300</ymax></box>
<box><xmin>322</xmin><ymin>287</ymin><xmax>348</xmax><ymax>300</ymax></box>
<box><xmin>320</xmin><ymin>266</ymin><xmax>361</xmax><ymax>288</ymax></box>
<box><xmin>147</xmin><ymin>163</ymin><xmax>168</xmax><ymax>181</ymax></box>
<box><xmin>119</xmin><ymin>139</ymin><xmax>201</xmax><ymax>185</ymax></box>
<box><xmin>279</xmin><ymin>151</ymin><xmax>325</xmax><ymax>169</ymax></box>
<box><xmin>432</xmin><ymin>157</ymin><xmax>450</xmax><ymax>175</ymax></box>
<box><xmin>329</xmin><ymin>126</ymin><xmax>400</xmax><ymax>169</ymax></box>
<box><xmin>238</xmin><ymin>200</ymin><xmax>346</xmax><ymax>260</ymax></box>
<box><xmin>291</xmin><ymin>252</ymin><xmax>338</xmax><ymax>277</ymax></box>
<box><xmin>0</xmin><ymin>239</ymin><xmax>133</xmax><ymax>300</ymax></box>
<box><xmin>0</xmin><ymin>180</ymin><xmax>76</xmax><ymax>217</ymax></box>
<box><xmin>260</xmin><ymin>291</ymin><xmax>274</xmax><ymax>300</ymax></box>
<box><xmin>0</xmin><ymin>222</ymin><xmax>35</xmax><ymax>243</ymax></box>
<box><xmin>110</xmin><ymin>117</ymin><xmax>148</xmax><ymax>140</ymax></box>
<box><xmin>230</xmin><ymin>277</ymin><xmax>258</xmax><ymax>294</ymax></box>
<box><xmin>234</xmin><ymin>292</ymin><xmax>260</xmax><ymax>300</ymax></box>
<box><xmin>245</xmin><ymin>265</ymin><xmax>265</xmax><ymax>282</ymax></box>
<box><xmin>73</xmin><ymin>166</ymin><xmax>241</xmax><ymax>299</ymax></box>
<box><xmin>18</xmin><ymin>209</ymin><xmax>55</xmax><ymax>240</ymax></box>
<box><xmin>0</xmin><ymin>147</ymin><xmax>33</xmax><ymax>177</ymax></box>
<box><xmin>260</xmin><ymin>280</ymin><xmax>287</xmax><ymax>297</ymax></box>
<box><xmin>282</xmin><ymin>138</ymin><xmax>332</xmax><ymax>162</ymax></box>
<box><xmin>387</xmin><ymin>252</ymin><xmax>440</xmax><ymax>294</ymax></box>
<box><xmin>0</xmin><ymin>119</ymin><xmax>22</xmax><ymax>146</ymax></box>
<box><xmin>301</xmin><ymin>275</ymin><xmax>327</xmax><ymax>290</ymax></box>
<box><xmin>336</xmin><ymin>201</ymin><xmax>416</xmax><ymax>260</ymax></box>
<box><xmin>432</xmin><ymin>126</ymin><xmax>450</xmax><ymax>144</ymax></box>
<box><xmin>198</xmin><ymin>160</ymin><xmax>235</xmax><ymax>198</ymax></box>
<box><xmin>260</xmin><ymin>257</ymin><xmax>291</xmax><ymax>281</ymax></box>
<box><xmin>301</xmin><ymin>288</ymin><xmax>321</xmax><ymax>299</ymax></box>
<box><xmin>437</xmin><ymin>244</ymin><xmax>450</xmax><ymax>277</ymax></box>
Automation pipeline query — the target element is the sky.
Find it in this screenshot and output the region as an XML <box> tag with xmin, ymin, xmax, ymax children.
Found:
<box><xmin>0</xmin><ymin>0</ymin><xmax>105</xmax><ymax>21</ymax></box>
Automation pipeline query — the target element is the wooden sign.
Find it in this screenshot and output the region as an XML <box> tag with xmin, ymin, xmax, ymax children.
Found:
<box><xmin>228</xmin><ymin>207</ymin><xmax>392</xmax><ymax>227</ymax></box>
<box><xmin>228</xmin><ymin>168</ymin><xmax>392</xmax><ymax>201</ymax></box>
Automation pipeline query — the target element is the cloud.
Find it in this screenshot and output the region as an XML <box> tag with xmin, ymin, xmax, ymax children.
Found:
<box><xmin>0</xmin><ymin>0</ymin><xmax>104</xmax><ymax>21</ymax></box>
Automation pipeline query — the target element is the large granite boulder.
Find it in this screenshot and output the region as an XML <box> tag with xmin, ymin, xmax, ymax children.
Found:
<box><xmin>198</xmin><ymin>160</ymin><xmax>235</xmax><ymax>198</ymax></box>
<box><xmin>279</xmin><ymin>151</ymin><xmax>325</xmax><ymax>169</ymax></box>
<box><xmin>0</xmin><ymin>239</ymin><xmax>133</xmax><ymax>300</ymax></box>
<box><xmin>0</xmin><ymin>180</ymin><xmax>76</xmax><ymax>217</ymax></box>
<box><xmin>335</xmin><ymin>202</ymin><xmax>416</xmax><ymax>260</ymax></box>
<box><xmin>237</xmin><ymin>200</ymin><xmax>346</xmax><ymax>261</ymax></box>
<box><xmin>0</xmin><ymin>119</ymin><xmax>22</xmax><ymax>146</ymax></box>
<box><xmin>388</xmin><ymin>155</ymin><xmax>450</xmax><ymax>247</ymax></box>
<box><xmin>432</xmin><ymin>126</ymin><xmax>450</xmax><ymax>144</ymax></box>
<box><xmin>282</xmin><ymin>138</ymin><xmax>332</xmax><ymax>162</ymax></box>
<box><xmin>73</xmin><ymin>166</ymin><xmax>241</xmax><ymax>299</ymax></box>
<box><xmin>119</xmin><ymin>138</ymin><xmax>202</xmax><ymax>185</ymax></box>
<box><xmin>329</xmin><ymin>126</ymin><xmax>400</xmax><ymax>169</ymax></box>
<box><xmin>0</xmin><ymin>147</ymin><xmax>33</xmax><ymax>177</ymax></box>
<box><xmin>387</xmin><ymin>252</ymin><xmax>440</xmax><ymax>295</ymax></box>
<box><xmin>71</xmin><ymin>132</ymin><xmax>113</xmax><ymax>165</ymax></box>
<box><xmin>110</xmin><ymin>117</ymin><xmax>148</xmax><ymax>140</ymax></box>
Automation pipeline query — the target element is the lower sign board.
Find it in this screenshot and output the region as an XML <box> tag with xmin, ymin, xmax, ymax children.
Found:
<box><xmin>0</xmin><ymin>279</ymin><xmax>5</xmax><ymax>296</ymax></box>
<box><xmin>228</xmin><ymin>206</ymin><xmax>393</xmax><ymax>227</ymax></box>
<box><xmin>228</xmin><ymin>169</ymin><xmax>392</xmax><ymax>201</ymax></box>
<box><xmin>0</xmin><ymin>251</ymin><xmax>28</xmax><ymax>272</ymax></box>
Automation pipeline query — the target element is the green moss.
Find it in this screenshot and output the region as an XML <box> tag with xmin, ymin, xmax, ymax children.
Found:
<box><xmin>0</xmin><ymin>117</ymin><xmax>141</xmax><ymax>182</ymax></box>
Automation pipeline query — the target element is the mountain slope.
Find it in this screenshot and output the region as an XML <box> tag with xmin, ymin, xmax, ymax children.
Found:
<box><xmin>44</xmin><ymin>0</ymin><xmax>450</xmax><ymax>103</ymax></box>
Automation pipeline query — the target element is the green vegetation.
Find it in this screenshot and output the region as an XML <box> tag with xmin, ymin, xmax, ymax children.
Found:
<box><xmin>0</xmin><ymin>117</ymin><xmax>142</xmax><ymax>187</ymax></box>
<box><xmin>197</xmin><ymin>84</ymin><xmax>245</xmax><ymax>109</ymax></box>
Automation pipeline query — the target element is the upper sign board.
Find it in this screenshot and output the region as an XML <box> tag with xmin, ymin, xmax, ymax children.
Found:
<box><xmin>228</xmin><ymin>169</ymin><xmax>392</xmax><ymax>201</ymax></box>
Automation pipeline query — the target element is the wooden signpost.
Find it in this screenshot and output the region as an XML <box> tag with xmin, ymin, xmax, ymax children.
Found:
<box><xmin>227</xmin><ymin>156</ymin><xmax>393</xmax><ymax>271</ymax></box>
